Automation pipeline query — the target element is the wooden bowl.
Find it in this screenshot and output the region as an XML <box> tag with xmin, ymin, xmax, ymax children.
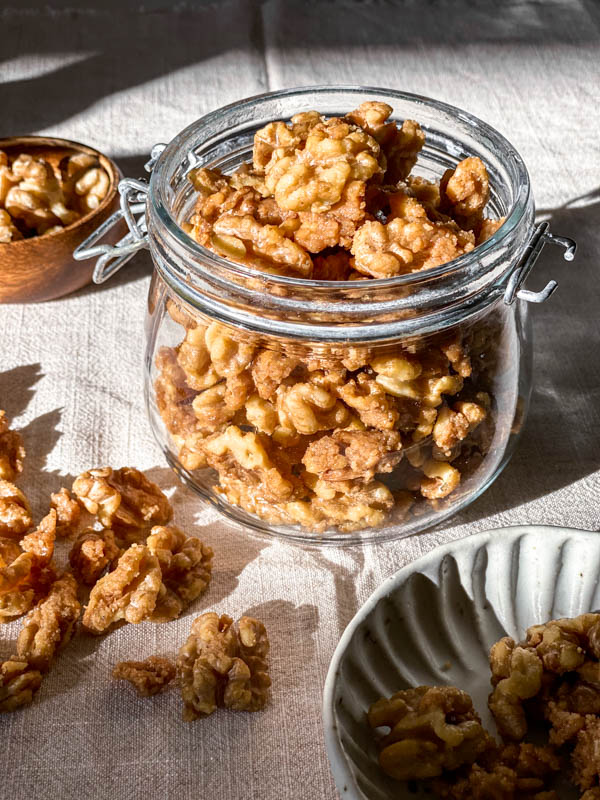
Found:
<box><xmin>0</xmin><ymin>136</ymin><xmax>126</xmax><ymax>303</ymax></box>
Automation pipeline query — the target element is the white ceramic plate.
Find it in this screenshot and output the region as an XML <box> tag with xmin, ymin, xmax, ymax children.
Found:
<box><xmin>323</xmin><ymin>525</ymin><xmax>600</xmax><ymax>800</ymax></box>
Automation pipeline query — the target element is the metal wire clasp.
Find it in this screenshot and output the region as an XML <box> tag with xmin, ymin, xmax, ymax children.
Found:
<box><xmin>73</xmin><ymin>143</ymin><xmax>167</xmax><ymax>284</ymax></box>
<box><xmin>504</xmin><ymin>222</ymin><xmax>576</xmax><ymax>305</ymax></box>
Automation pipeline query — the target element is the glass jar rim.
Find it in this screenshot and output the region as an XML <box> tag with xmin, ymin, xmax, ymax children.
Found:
<box><xmin>150</xmin><ymin>84</ymin><xmax>530</xmax><ymax>290</ymax></box>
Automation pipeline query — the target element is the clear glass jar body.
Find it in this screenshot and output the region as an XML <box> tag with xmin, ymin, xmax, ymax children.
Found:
<box><xmin>143</xmin><ymin>87</ymin><xmax>536</xmax><ymax>545</ymax></box>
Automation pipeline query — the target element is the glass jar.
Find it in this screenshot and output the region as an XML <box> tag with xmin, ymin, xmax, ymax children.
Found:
<box><xmin>76</xmin><ymin>87</ymin><xmax>576</xmax><ymax>545</ymax></box>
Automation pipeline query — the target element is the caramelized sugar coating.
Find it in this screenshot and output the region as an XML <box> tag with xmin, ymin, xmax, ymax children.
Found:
<box><xmin>0</xmin><ymin>656</ymin><xmax>43</xmax><ymax>713</ymax></box>
<box><xmin>0</xmin><ymin>411</ymin><xmax>25</xmax><ymax>481</ymax></box>
<box><xmin>177</xmin><ymin>612</ymin><xmax>270</xmax><ymax>721</ymax></box>
<box><xmin>69</xmin><ymin>527</ymin><xmax>121</xmax><ymax>586</ymax></box>
<box><xmin>50</xmin><ymin>488</ymin><xmax>81</xmax><ymax>538</ymax></box>
<box><xmin>72</xmin><ymin>467</ymin><xmax>172</xmax><ymax>542</ymax></box>
<box><xmin>82</xmin><ymin>544</ymin><xmax>162</xmax><ymax>633</ymax></box>
<box><xmin>113</xmin><ymin>656</ymin><xmax>176</xmax><ymax>697</ymax></box>
<box><xmin>146</xmin><ymin>525</ymin><xmax>213</xmax><ymax>623</ymax></box>
<box><xmin>368</xmin><ymin>686</ymin><xmax>491</xmax><ymax>780</ymax></box>
<box><xmin>0</xmin><ymin>479</ymin><xmax>32</xmax><ymax>538</ymax></box>
<box><xmin>16</xmin><ymin>572</ymin><xmax>81</xmax><ymax>672</ymax></box>
<box><xmin>433</xmin><ymin>742</ymin><xmax>561</xmax><ymax>799</ymax></box>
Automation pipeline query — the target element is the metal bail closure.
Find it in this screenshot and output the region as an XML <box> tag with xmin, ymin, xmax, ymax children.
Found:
<box><xmin>73</xmin><ymin>142</ymin><xmax>167</xmax><ymax>285</ymax></box>
<box><xmin>504</xmin><ymin>221</ymin><xmax>576</xmax><ymax>305</ymax></box>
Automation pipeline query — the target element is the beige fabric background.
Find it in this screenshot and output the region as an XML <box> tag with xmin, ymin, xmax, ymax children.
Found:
<box><xmin>0</xmin><ymin>1</ymin><xmax>599</xmax><ymax>798</ymax></box>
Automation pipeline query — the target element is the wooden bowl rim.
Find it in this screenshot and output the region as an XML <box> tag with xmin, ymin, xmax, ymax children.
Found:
<box><xmin>0</xmin><ymin>134</ymin><xmax>122</xmax><ymax>247</ymax></box>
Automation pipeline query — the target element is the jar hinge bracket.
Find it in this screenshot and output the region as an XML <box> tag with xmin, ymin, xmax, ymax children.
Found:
<box><xmin>504</xmin><ymin>222</ymin><xmax>576</xmax><ymax>305</ymax></box>
<box><xmin>73</xmin><ymin>143</ymin><xmax>167</xmax><ymax>284</ymax></box>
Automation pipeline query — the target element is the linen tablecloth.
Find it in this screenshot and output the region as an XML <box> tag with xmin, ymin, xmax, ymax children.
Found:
<box><xmin>1</xmin><ymin>2</ymin><xmax>599</xmax><ymax>798</ymax></box>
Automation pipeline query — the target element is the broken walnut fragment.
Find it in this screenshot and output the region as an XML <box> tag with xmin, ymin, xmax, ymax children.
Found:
<box><xmin>113</xmin><ymin>656</ymin><xmax>176</xmax><ymax>697</ymax></box>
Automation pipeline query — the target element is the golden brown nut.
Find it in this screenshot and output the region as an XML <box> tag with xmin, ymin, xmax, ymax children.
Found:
<box><xmin>440</xmin><ymin>157</ymin><xmax>490</xmax><ymax>228</ymax></box>
<box><xmin>0</xmin><ymin>656</ymin><xmax>43</xmax><ymax>713</ymax></box>
<box><xmin>302</xmin><ymin>429</ymin><xmax>402</xmax><ymax>482</ymax></box>
<box><xmin>337</xmin><ymin>374</ymin><xmax>400</xmax><ymax>430</ymax></box>
<box><xmin>0</xmin><ymin>411</ymin><xmax>25</xmax><ymax>481</ymax></box>
<box><xmin>69</xmin><ymin>527</ymin><xmax>121</xmax><ymax>585</ymax></box>
<box><xmin>0</xmin><ymin>548</ymin><xmax>35</xmax><ymax>623</ymax></box>
<box><xmin>146</xmin><ymin>525</ymin><xmax>213</xmax><ymax>622</ymax></box>
<box><xmin>251</xmin><ymin>349</ymin><xmax>299</xmax><ymax>400</ymax></box>
<box><xmin>0</xmin><ymin>479</ymin><xmax>32</xmax><ymax>538</ymax></box>
<box><xmin>72</xmin><ymin>467</ymin><xmax>172</xmax><ymax>540</ymax></box>
<box><xmin>368</xmin><ymin>686</ymin><xmax>491</xmax><ymax>780</ymax></box>
<box><xmin>432</xmin><ymin>401</ymin><xmax>487</xmax><ymax>460</ymax></box>
<box><xmin>488</xmin><ymin>637</ymin><xmax>543</xmax><ymax>740</ymax></box>
<box><xmin>6</xmin><ymin>154</ymin><xmax>77</xmax><ymax>233</ymax></box>
<box><xmin>21</xmin><ymin>510</ymin><xmax>56</xmax><ymax>567</ymax></box>
<box><xmin>50</xmin><ymin>487</ymin><xmax>81</xmax><ymax>537</ymax></box>
<box><xmin>276</xmin><ymin>381</ymin><xmax>352</xmax><ymax>436</ymax></box>
<box><xmin>0</xmin><ymin>151</ymin><xmax>19</xmax><ymax>206</ymax></box>
<box><xmin>82</xmin><ymin>544</ymin><xmax>162</xmax><ymax>634</ymax></box>
<box><xmin>177</xmin><ymin>612</ymin><xmax>270</xmax><ymax>721</ymax></box>
<box><xmin>288</xmin><ymin>479</ymin><xmax>394</xmax><ymax>533</ymax></box>
<box><xmin>112</xmin><ymin>656</ymin><xmax>176</xmax><ymax>697</ymax></box>
<box><xmin>16</xmin><ymin>572</ymin><xmax>81</xmax><ymax>672</ymax></box>
<box><xmin>60</xmin><ymin>153</ymin><xmax>109</xmax><ymax>214</ymax></box>
<box><xmin>0</xmin><ymin>209</ymin><xmax>23</xmax><ymax>242</ymax></box>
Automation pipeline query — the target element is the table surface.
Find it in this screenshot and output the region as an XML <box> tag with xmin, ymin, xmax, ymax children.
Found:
<box><xmin>1</xmin><ymin>2</ymin><xmax>599</xmax><ymax>798</ymax></box>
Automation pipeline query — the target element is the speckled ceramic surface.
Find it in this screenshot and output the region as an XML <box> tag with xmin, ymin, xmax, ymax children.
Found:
<box><xmin>323</xmin><ymin>525</ymin><xmax>600</xmax><ymax>800</ymax></box>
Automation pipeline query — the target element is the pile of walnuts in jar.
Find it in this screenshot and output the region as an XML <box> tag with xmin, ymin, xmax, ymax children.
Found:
<box><xmin>154</xmin><ymin>101</ymin><xmax>505</xmax><ymax>534</ymax></box>
<box><xmin>0</xmin><ymin>149</ymin><xmax>109</xmax><ymax>242</ymax></box>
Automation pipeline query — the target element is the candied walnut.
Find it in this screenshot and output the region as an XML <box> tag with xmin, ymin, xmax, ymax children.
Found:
<box><xmin>0</xmin><ymin>209</ymin><xmax>23</xmax><ymax>242</ymax></box>
<box><xmin>288</xmin><ymin>479</ymin><xmax>394</xmax><ymax>533</ymax></box>
<box><xmin>72</xmin><ymin>467</ymin><xmax>172</xmax><ymax>540</ymax></box>
<box><xmin>478</xmin><ymin>217</ymin><xmax>505</xmax><ymax>244</ymax></box>
<box><xmin>6</xmin><ymin>154</ymin><xmax>77</xmax><ymax>233</ymax></box>
<box><xmin>204</xmin><ymin>322</ymin><xmax>256</xmax><ymax>378</ymax></box>
<box><xmin>302</xmin><ymin>429</ymin><xmax>402</xmax><ymax>482</ymax></box>
<box><xmin>312</xmin><ymin>250</ymin><xmax>353</xmax><ymax>281</ymax></box>
<box><xmin>50</xmin><ymin>487</ymin><xmax>81</xmax><ymax>537</ymax></box>
<box><xmin>251</xmin><ymin>349</ymin><xmax>299</xmax><ymax>400</ymax></box>
<box><xmin>21</xmin><ymin>510</ymin><xmax>55</xmax><ymax>567</ymax></box>
<box><xmin>69</xmin><ymin>528</ymin><xmax>121</xmax><ymax>585</ymax></box>
<box><xmin>16</xmin><ymin>572</ymin><xmax>80</xmax><ymax>672</ymax></box>
<box><xmin>368</xmin><ymin>686</ymin><xmax>490</xmax><ymax>780</ymax></box>
<box><xmin>155</xmin><ymin>347</ymin><xmax>198</xmax><ymax>437</ymax></box>
<box><xmin>212</xmin><ymin>213</ymin><xmax>313</xmax><ymax>277</ymax></box>
<box><xmin>0</xmin><ymin>479</ymin><xmax>32</xmax><ymax>538</ymax></box>
<box><xmin>60</xmin><ymin>153</ymin><xmax>109</xmax><ymax>214</ymax></box>
<box><xmin>176</xmin><ymin>326</ymin><xmax>220</xmax><ymax>392</ymax></box>
<box><xmin>420</xmin><ymin>460</ymin><xmax>461</xmax><ymax>500</ymax></box>
<box><xmin>252</xmin><ymin>112</ymin><xmax>322</xmax><ymax>172</ymax></box>
<box><xmin>0</xmin><ymin>549</ymin><xmax>34</xmax><ymax>622</ymax></box>
<box><xmin>245</xmin><ymin>394</ymin><xmax>279</xmax><ymax>434</ymax></box>
<box><xmin>572</xmin><ymin>717</ymin><xmax>600</xmax><ymax>791</ymax></box>
<box><xmin>434</xmin><ymin>742</ymin><xmax>561</xmax><ymax>800</ymax></box>
<box><xmin>432</xmin><ymin>401</ymin><xmax>487</xmax><ymax>460</ymax></box>
<box><xmin>0</xmin><ymin>411</ymin><xmax>25</xmax><ymax>481</ymax></box>
<box><xmin>526</xmin><ymin>615</ymin><xmax>593</xmax><ymax>674</ymax></box>
<box><xmin>376</xmin><ymin>372</ymin><xmax>464</xmax><ymax>409</ymax></box>
<box><xmin>113</xmin><ymin>656</ymin><xmax>176</xmax><ymax>697</ymax></box>
<box><xmin>204</xmin><ymin>425</ymin><xmax>296</xmax><ymax>503</ymax></box>
<box><xmin>351</xmin><ymin>203</ymin><xmax>475</xmax><ymax>278</ymax></box>
<box><xmin>264</xmin><ymin>118</ymin><xmax>382</xmax><ymax>213</ymax></box>
<box><xmin>191</xmin><ymin>382</ymin><xmax>236</xmax><ymax>432</ymax></box>
<box><xmin>440</xmin><ymin>157</ymin><xmax>490</xmax><ymax>229</ymax></box>
<box><xmin>489</xmin><ymin>637</ymin><xmax>543</xmax><ymax>740</ymax></box>
<box><xmin>146</xmin><ymin>525</ymin><xmax>213</xmax><ymax>622</ymax></box>
<box><xmin>337</xmin><ymin>373</ymin><xmax>400</xmax><ymax>430</ymax></box>
<box><xmin>276</xmin><ymin>381</ymin><xmax>352</xmax><ymax>435</ymax></box>
<box><xmin>0</xmin><ymin>656</ymin><xmax>43</xmax><ymax>712</ymax></box>
<box><xmin>82</xmin><ymin>544</ymin><xmax>162</xmax><ymax>634</ymax></box>
<box><xmin>177</xmin><ymin>612</ymin><xmax>270</xmax><ymax>720</ymax></box>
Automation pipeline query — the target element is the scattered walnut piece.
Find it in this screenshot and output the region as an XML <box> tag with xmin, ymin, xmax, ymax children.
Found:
<box><xmin>72</xmin><ymin>467</ymin><xmax>172</xmax><ymax>541</ymax></box>
<box><xmin>0</xmin><ymin>479</ymin><xmax>32</xmax><ymax>538</ymax></box>
<box><xmin>177</xmin><ymin>612</ymin><xmax>271</xmax><ymax>721</ymax></box>
<box><xmin>113</xmin><ymin>656</ymin><xmax>176</xmax><ymax>697</ymax></box>
<box><xmin>50</xmin><ymin>488</ymin><xmax>81</xmax><ymax>537</ymax></box>
<box><xmin>0</xmin><ymin>411</ymin><xmax>25</xmax><ymax>481</ymax></box>
<box><xmin>69</xmin><ymin>527</ymin><xmax>121</xmax><ymax>586</ymax></box>
<box><xmin>146</xmin><ymin>525</ymin><xmax>213</xmax><ymax>622</ymax></box>
<box><xmin>368</xmin><ymin>686</ymin><xmax>491</xmax><ymax>780</ymax></box>
<box><xmin>82</xmin><ymin>544</ymin><xmax>162</xmax><ymax>634</ymax></box>
<box><xmin>16</xmin><ymin>572</ymin><xmax>80</xmax><ymax>672</ymax></box>
<box><xmin>21</xmin><ymin>510</ymin><xmax>56</xmax><ymax>567</ymax></box>
<box><xmin>0</xmin><ymin>656</ymin><xmax>43</xmax><ymax>713</ymax></box>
